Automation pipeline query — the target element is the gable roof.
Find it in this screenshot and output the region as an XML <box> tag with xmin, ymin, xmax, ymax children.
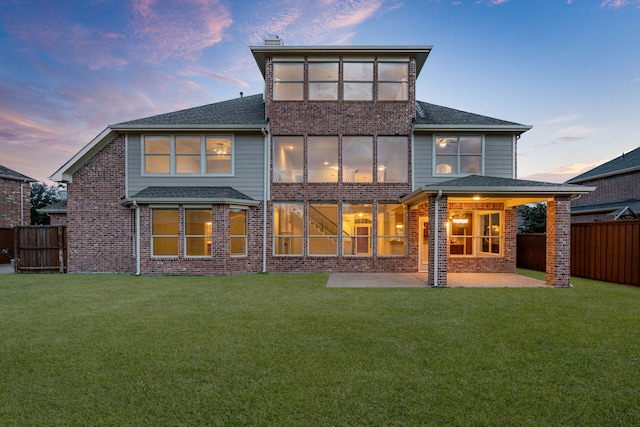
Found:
<box><xmin>566</xmin><ymin>145</ymin><xmax>640</xmax><ymax>184</ymax></box>
<box><xmin>0</xmin><ymin>164</ymin><xmax>36</xmax><ymax>182</ymax></box>
<box><xmin>415</xmin><ymin>101</ymin><xmax>531</xmax><ymax>132</ymax></box>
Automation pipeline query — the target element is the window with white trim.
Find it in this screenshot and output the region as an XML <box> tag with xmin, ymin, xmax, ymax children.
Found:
<box><xmin>273</xmin><ymin>203</ymin><xmax>303</xmax><ymax>255</ymax></box>
<box><xmin>448</xmin><ymin>210</ymin><xmax>502</xmax><ymax>256</ymax></box>
<box><xmin>143</xmin><ymin>135</ymin><xmax>233</xmax><ymax>176</ymax></box>
<box><xmin>378</xmin><ymin>62</ymin><xmax>408</xmax><ymax>101</ymax></box>
<box><xmin>435</xmin><ymin>136</ymin><xmax>482</xmax><ymax>175</ymax></box>
<box><xmin>273</xmin><ymin>62</ymin><xmax>304</xmax><ymax>101</ymax></box>
<box><xmin>308</xmin><ymin>62</ymin><xmax>338</xmax><ymax>100</ymax></box>
<box><xmin>151</xmin><ymin>208</ymin><xmax>179</xmax><ymax>257</ymax></box>
<box><xmin>185</xmin><ymin>209</ymin><xmax>212</xmax><ymax>257</ymax></box>
<box><xmin>230</xmin><ymin>209</ymin><xmax>247</xmax><ymax>256</ymax></box>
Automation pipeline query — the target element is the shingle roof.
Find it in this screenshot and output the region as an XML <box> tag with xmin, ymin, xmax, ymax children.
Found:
<box><xmin>566</xmin><ymin>146</ymin><xmax>640</xmax><ymax>184</ymax></box>
<box><xmin>425</xmin><ymin>174</ymin><xmax>587</xmax><ymax>190</ymax></box>
<box><xmin>0</xmin><ymin>164</ymin><xmax>36</xmax><ymax>182</ymax></box>
<box><xmin>38</xmin><ymin>199</ymin><xmax>67</xmax><ymax>213</ymax></box>
<box><xmin>113</xmin><ymin>94</ymin><xmax>267</xmax><ymax>128</ymax></box>
<box><xmin>415</xmin><ymin>101</ymin><xmax>528</xmax><ymax>129</ymax></box>
<box><xmin>571</xmin><ymin>199</ymin><xmax>640</xmax><ymax>215</ymax></box>
<box><xmin>130</xmin><ymin>186</ymin><xmax>255</xmax><ymax>202</ymax></box>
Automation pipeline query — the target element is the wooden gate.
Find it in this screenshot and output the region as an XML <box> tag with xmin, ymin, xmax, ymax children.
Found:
<box><xmin>13</xmin><ymin>226</ymin><xmax>67</xmax><ymax>273</ymax></box>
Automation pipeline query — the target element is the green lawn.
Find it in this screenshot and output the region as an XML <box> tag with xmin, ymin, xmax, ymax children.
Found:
<box><xmin>1</xmin><ymin>271</ymin><xmax>639</xmax><ymax>426</ymax></box>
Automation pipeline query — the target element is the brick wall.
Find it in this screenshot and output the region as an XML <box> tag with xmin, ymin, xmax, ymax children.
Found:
<box><xmin>0</xmin><ymin>178</ymin><xmax>31</xmax><ymax>227</ymax></box>
<box><xmin>427</xmin><ymin>195</ymin><xmax>448</xmax><ymax>286</ymax></box>
<box><xmin>546</xmin><ymin>196</ymin><xmax>571</xmax><ymax>287</ymax></box>
<box><xmin>66</xmin><ymin>134</ymin><xmax>135</xmax><ymax>272</ymax></box>
<box><xmin>48</xmin><ymin>213</ymin><xmax>68</xmax><ymax>226</ymax></box>
<box><xmin>572</xmin><ymin>170</ymin><xmax>640</xmax><ymax>207</ymax></box>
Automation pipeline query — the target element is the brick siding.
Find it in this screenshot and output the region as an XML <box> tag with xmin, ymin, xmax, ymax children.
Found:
<box><xmin>546</xmin><ymin>196</ymin><xmax>571</xmax><ymax>287</ymax></box>
<box><xmin>0</xmin><ymin>178</ymin><xmax>31</xmax><ymax>227</ymax></box>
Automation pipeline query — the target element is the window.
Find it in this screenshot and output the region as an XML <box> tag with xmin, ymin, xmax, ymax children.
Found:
<box><xmin>378</xmin><ymin>204</ymin><xmax>406</xmax><ymax>256</ymax></box>
<box><xmin>185</xmin><ymin>209</ymin><xmax>212</xmax><ymax>257</ymax></box>
<box><xmin>448</xmin><ymin>211</ymin><xmax>502</xmax><ymax>256</ymax></box>
<box><xmin>151</xmin><ymin>209</ymin><xmax>179</xmax><ymax>256</ymax></box>
<box><xmin>274</xmin><ymin>203</ymin><xmax>303</xmax><ymax>255</ymax></box>
<box><xmin>308</xmin><ymin>203</ymin><xmax>338</xmax><ymax>255</ymax></box>
<box><xmin>378</xmin><ymin>62</ymin><xmax>408</xmax><ymax>101</ymax></box>
<box><xmin>273</xmin><ymin>63</ymin><xmax>303</xmax><ymax>100</ymax></box>
<box><xmin>143</xmin><ymin>135</ymin><xmax>233</xmax><ymax>176</ymax></box>
<box><xmin>377</xmin><ymin>136</ymin><xmax>408</xmax><ymax>183</ymax></box>
<box><xmin>308</xmin><ymin>62</ymin><xmax>338</xmax><ymax>100</ymax></box>
<box><xmin>344</xmin><ymin>62</ymin><xmax>373</xmax><ymax>100</ymax></box>
<box><xmin>342</xmin><ymin>203</ymin><xmax>372</xmax><ymax>256</ymax></box>
<box><xmin>435</xmin><ymin>136</ymin><xmax>482</xmax><ymax>175</ymax></box>
<box><xmin>308</xmin><ymin>136</ymin><xmax>338</xmax><ymax>182</ymax></box>
<box><xmin>230</xmin><ymin>209</ymin><xmax>247</xmax><ymax>256</ymax></box>
<box><xmin>343</xmin><ymin>136</ymin><xmax>373</xmax><ymax>182</ymax></box>
<box><xmin>273</xmin><ymin>136</ymin><xmax>303</xmax><ymax>182</ymax></box>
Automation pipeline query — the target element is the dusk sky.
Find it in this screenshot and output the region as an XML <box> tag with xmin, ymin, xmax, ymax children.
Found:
<box><xmin>1</xmin><ymin>0</ymin><xmax>638</xmax><ymax>184</ymax></box>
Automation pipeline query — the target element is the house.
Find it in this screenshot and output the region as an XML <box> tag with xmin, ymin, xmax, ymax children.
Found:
<box><xmin>37</xmin><ymin>199</ymin><xmax>68</xmax><ymax>226</ymax></box>
<box><xmin>0</xmin><ymin>164</ymin><xmax>35</xmax><ymax>227</ymax></box>
<box><xmin>566</xmin><ymin>146</ymin><xmax>640</xmax><ymax>222</ymax></box>
<box><xmin>50</xmin><ymin>38</ymin><xmax>593</xmax><ymax>286</ymax></box>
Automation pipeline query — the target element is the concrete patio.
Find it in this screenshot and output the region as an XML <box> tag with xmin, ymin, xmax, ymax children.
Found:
<box><xmin>327</xmin><ymin>272</ymin><xmax>550</xmax><ymax>288</ymax></box>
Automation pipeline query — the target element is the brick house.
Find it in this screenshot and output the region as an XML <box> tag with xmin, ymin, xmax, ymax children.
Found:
<box><xmin>566</xmin><ymin>146</ymin><xmax>640</xmax><ymax>223</ymax></box>
<box><xmin>50</xmin><ymin>39</ymin><xmax>593</xmax><ymax>286</ymax></box>
<box><xmin>0</xmin><ymin>164</ymin><xmax>35</xmax><ymax>227</ymax></box>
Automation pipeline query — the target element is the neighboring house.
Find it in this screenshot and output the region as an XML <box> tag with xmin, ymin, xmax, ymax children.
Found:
<box><xmin>0</xmin><ymin>164</ymin><xmax>35</xmax><ymax>227</ymax></box>
<box><xmin>566</xmin><ymin>146</ymin><xmax>640</xmax><ymax>223</ymax></box>
<box><xmin>50</xmin><ymin>38</ymin><xmax>593</xmax><ymax>286</ymax></box>
<box><xmin>38</xmin><ymin>199</ymin><xmax>68</xmax><ymax>226</ymax></box>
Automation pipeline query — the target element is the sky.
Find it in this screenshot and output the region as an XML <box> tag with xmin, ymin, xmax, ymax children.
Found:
<box><xmin>0</xmin><ymin>0</ymin><xmax>638</xmax><ymax>184</ymax></box>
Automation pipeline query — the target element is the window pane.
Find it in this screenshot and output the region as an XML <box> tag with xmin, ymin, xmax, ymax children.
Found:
<box><xmin>152</xmin><ymin>209</ymin><xmax>178</xmax><ymax>235</ymax></box>
<box><xmin>308</xmin><ymin>63</ymin><xmax>338</xmax><ymax>80</ymax></box>
<box><xmin>378</xmin><ymin>136</ymin><xmax>408</xmax><ymax>183</ymax></box>
<box><xmin>185</xmin><ymin>210</ymin><xmax>211</xmax><ymax>257</ymax></box>
<box><xmin>274</xmin><ymin>203</ymin><xmax>303</xmax><ymax>255</ymax></box>
<box><xmin>460</xmin><ymin>136</ymin><xmax>482</xmax><ymax>154</ymax></box>
<box><xmin>145</xmin><ymin>156</ymin><xmax>170</xmax><ymax>174</ymax></box>
<box><xmin>144</xmin><ymin>136</ymin><xmax>170</xmax><ymax>154</ymax></box>
<box><xmin>206</xmin><ymin>137</ymin><xmax>232</xmax><ymax>174</ymax></box>
<box><xmin>343</xmin><ymin>203</ymin><xmax>372</xmax><ymax>255</ymax></box>
<box><xmin>175</xmin><ymin>137</ymin><xmax>200</xmax><ymax>154</ymax></box>
<box><xmin>309</xmin><ymin>203</ymin><xmax>338</xmax><ymax>255</ymax></box>
<box><xmin>176</xmin><ymin>155</ymin><xmax>200</xmax><ymax>174</ymax></box>
<box><xmin>144</xmin><ymin>136</ymin><xmax>170</xmax><ymax>174</ymax></box>
<box><xmin>378</xmin><ymin>63</ymin><xmax>408</xmax><ymax>81</ymax></box>
<box><xmin>377</xmin><ymin>204</ymin><xmax>406</xmax><ymax>256</ymax></box>
<box><xmin>378</xmin><ymin>82</ymin><xmax>407</xmax><ymax>101</ymax></box>
<box><xmin>274</xmin><ymin>83</ymin><xmax>303</xmax><ymax>101</ymax></box>
<box><xmin>344</xmin><ymin>62</ymin><xmax>373</xmax><ymax>81</ymax></box>
<box><xmin>153</xmin><ymin>237</ymin><xmax>178</xmax><ymax>256</ymax></box>
<box><xmin>274</xmin><ymin>63</ymin><xmax>303</xmax><ymax>80</ymax></box>
<box><xmin>343</xmin><ymin>136</ymin><xmax>372</xmax><ymax>182</ymax></box>
<box><xmin>460</xmin><ymin>156</ymin><xmax>481</xmax><ymax>174</ymax></box>
<box><xmin>273</xmin><ymin>63</ymin><xmax>304</xmax><ymax>101</ymax></box>
<box><xmin>378</xmin><ymin>63</ymin><xmax>408</xmax><ymax>101</ymax></box>
<box><xmin>186</xmin><ymin>237</ymin><xmax>210</xmax><ymax>256</ymax></box>
<box><xmin>449</xmin><ymin>212</ymin><xmax>473</xmax><ymax>255</ymax></box>
<box><xmin>309</xmin><ymin>82</ymin><xmax>338</xmax><ymax>100</ymax></box>
<box><xmin>230</xmin><ymin>209</ymin><xmax>247</xmax><ymax>256</ymax></box>
<box><xmin>273</xmin><ymin>136</ymin><xmax>303</xmax><ymax>182</ymax></box>
<box><xmin>230</xmin><ymin>237</ymin><xmax>246</xmax><ymax>256</ymax></box>
<box><xmin>435</xmin><ymin>137</ymin><xmax>458</xmax><ymax>154</ymax></box>
<box><xmin>344</xmin><ymin>82</ymin><xmax>372</xmax><ymax>100</ymax></box>
<box><xmin>308</xmin><ymin>136</ymin><xmax>338</xmax><ymax>182</ymax></box>
<box><xmin>436</xmin><ymin>157</ymin><xmax>457</xmax><ymax>174</ymax></box>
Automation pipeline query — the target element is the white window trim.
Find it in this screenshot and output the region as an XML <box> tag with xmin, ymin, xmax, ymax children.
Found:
<box><xmin>150</xmin><ymin>207</ymin><xmax>179</xmax><ymax>258</ymax></box>
<box><xmin>432</xmin><ymin>135</ymin><xmax>485</xmax><ymax>177</ymax></box>
<box><xmin>448</xmin><ymin>210</ymin><xmax>503</xmax><ymax>257</ymax></box>
<box><xmin>183</xmin><ymin>208</ymin><xmax>213</xmax><ymax>259</ymax></box>
<box><xmin>142</xmin><ymin>135</ymin><xmax>234</xmax><ymax>177</ymax></box>
<box><xmin>230</xmin><ymin>208</ymin><xmax>248</xmax><ymax>257</ymax></box>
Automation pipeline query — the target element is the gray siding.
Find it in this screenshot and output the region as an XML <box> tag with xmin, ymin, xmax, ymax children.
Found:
<box><xmin>127</xmin><ymin>133</ymin><xmax>265</xmax><ymax>200</ymax></box>
<box><xmin>413</xmin><ymin>132</ymin><xmax>515</xmax><ymax>189</ymax></box>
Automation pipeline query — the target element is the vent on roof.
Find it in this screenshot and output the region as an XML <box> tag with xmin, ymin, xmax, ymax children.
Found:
<box><xmin>264</xmin><ymin>35</ymin><xmax>283</xmax><ymax>46</ymax></box>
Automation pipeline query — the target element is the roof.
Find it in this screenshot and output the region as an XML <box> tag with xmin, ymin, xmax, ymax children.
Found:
<box><xmin>570</xmin><ymin>199</ymin><xmax>640</xmax><ymax>216</ymax></box>
<box><xmin>113</xmin><ymin>94</ymin><xmax>267</xmax><ymax>129</ymax></box>
<box><xmin>0</xmin><ymin>164</ymin><xmax>36</xmax><ymax>182</ymax></box>
<box><xmin>250</xmin><ymin>44</ymin><xmax>432</xmax><ymax>78</ymax></box>
<box><xmin>38</xmin><ymin>199</ymin><xmax>67</xmax><ymax>214</ymax></box>
<box><xmin>125</xmin><ymin>186</ymin><xmax>259</xmax><ymax>206</ymax></box>
<box><xmin>566</xmin><ymin>146</ymin><xmax>640</xmax><ymax>184</ymax></box>
<box><xmin>415</xmin><ymin>101</ymin><xmax>531</xmax><ymax>132</ymax></box>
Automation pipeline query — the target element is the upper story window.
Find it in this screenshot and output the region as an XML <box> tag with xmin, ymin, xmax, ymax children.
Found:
<box><xmin>273</xmin><ymin>136</ymin><xmax>303</xmax><ymax>183</ymax></box>
<box><xmin>343</xmin><ymin>136</ymin><xmax>373</xmax><ymax>183</ymax></box>
<box><xmin>378</xmin><ymin>63</ymin><xmax>408</xmax><ymax>101</ymax></box>
<box><xmin>143</xmin><ymin>135</ymin><xmax>233</xmax><ymax>176</ymax></box>
<box><xmin>344</xmin><ymin>62</ymin><xmax>373</xmax><ymax>100</ymax></box>
<box><xmin>308</xmin><ymin>136</ymin><xmax>338</xmax><ymax>182</ymax></box>
<box><xmin>273</xmin><ymin>62</ymin><xmax>304</xmax><ymax>100</ymax></box>
<box><xmin>434</xmin><ymin>135</ymin><xmax>483</xmax><ymax>175</ymax></box>
<box><xmin>308</xmin><ymin>62</ymin><xmax>338</xmax><ymax>100</ymax></box>
<box><xmin>378</xmin><ymin>136</ymin><xmax>408</xmax><ymax>183</ymax></box>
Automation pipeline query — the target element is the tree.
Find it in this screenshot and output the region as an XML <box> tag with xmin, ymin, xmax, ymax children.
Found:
<box><xmin>519</xmin><ymin>202</ymin><xmax>546</xmax><ymax>233</ymax></box>
<box><xmin>30</xmin><ymin>182</ymin><xmax>63</xmax><ymax>225</ymax></box>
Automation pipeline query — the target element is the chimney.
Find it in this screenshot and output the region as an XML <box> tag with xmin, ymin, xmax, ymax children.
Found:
<box><xmin>264</xmin><ymin>35</ymin><xmax>283</xmax><ymax>46</ymax></box>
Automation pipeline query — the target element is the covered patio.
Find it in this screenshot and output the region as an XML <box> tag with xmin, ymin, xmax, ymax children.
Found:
<box><xmin>327</xmin><ymin>272</ymin><xmax>550</xmax><ymax>288</ymax></box>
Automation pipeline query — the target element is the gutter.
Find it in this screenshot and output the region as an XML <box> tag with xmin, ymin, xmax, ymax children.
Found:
<box><xmin>433</xmin><ymin>190</ymin><xmax>443</xmax><ymax>287</ymax></box>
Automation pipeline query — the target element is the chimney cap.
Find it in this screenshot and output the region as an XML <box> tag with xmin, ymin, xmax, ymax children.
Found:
<box><xmin>264</xmin><ymin>35</ymin><xmax>283</xmax><ymax>46</ymax></box>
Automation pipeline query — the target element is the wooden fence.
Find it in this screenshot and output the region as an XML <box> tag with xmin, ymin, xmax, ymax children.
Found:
<box><xmin>0</xmin><ymin>228</ymin><xmax>13</xmax><ymax>264</ymax></box>
<box><xmin>517</xmin><ymin>220</ymin><xmax>640</xmax><ymax>286</ymax></box>
<box><xmin>13</xmin><ymin>226</ymin><xmax>67</xmax><ymax>273</ymax></box>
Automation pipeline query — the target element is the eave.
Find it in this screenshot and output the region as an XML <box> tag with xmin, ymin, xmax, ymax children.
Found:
<box><xmin>413</xmin><ymin>124</ymin><xmax>532</xmax><ymax>133</ymax></box>
<box><xmin>110</xmin><ymin>124</ymin><xmax>267</xmax><ymax>132</ymax></box>
<box><xmin>121</xmin><ymin>198</ymin><xmax>261</xmax><ymax>206</ymax></box>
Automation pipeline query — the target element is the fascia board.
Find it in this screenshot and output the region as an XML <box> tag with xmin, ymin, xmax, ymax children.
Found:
<box><xmin>414</xmin><ymin>124</ymin><xmax>532</xmax><ymax>133</ymax></box>
<box><xmin>49</xmin><ymin>127</ymin><xmax>116</xmax><ymax>183</ymax></box>
<box><xmin>122</xmin><ymin>198</ymin><xmax>261</xmax><ymax>206</ymax></box>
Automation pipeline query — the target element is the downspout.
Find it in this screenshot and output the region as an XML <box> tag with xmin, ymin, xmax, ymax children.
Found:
<box><xmin>433</xmin><ymin>190</ymin><xmax>443</xmax><ymax>287</ymax></box>
<box><xmin>133</xmin><ymin>201</ymin><xmax>141</xmax><ymax>276</ymax></box>
<box><xmin>261</xmin><ymin>126</ymin><xmax>269</xmax><ymax>273</ymax></box>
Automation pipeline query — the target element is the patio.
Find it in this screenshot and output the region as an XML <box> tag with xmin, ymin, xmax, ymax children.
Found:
<box><xmin>327</xmin><ymin>272</ymin><xmax>551</xmax><ymax>288</ymax></box>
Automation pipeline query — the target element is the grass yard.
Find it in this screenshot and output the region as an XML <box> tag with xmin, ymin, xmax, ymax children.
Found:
<box><xmin>1</xmin><ymin>270</ymin><xmax>639</xmax><ymax>426</ymax></box>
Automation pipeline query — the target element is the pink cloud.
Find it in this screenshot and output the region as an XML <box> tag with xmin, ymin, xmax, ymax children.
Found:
<box><xmin>601</xmin><ymin>0</ymin><xmax>640</xmax><ymax>8</ymax></box>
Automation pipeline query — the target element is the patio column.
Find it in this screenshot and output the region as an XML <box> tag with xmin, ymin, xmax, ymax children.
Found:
<box><xmin>546</xmin><ymin>195</ymin><xmax>571</xmax><ymax>287</ymax></box>
<box><xmin>427</xmin><ymin>194</ymin><xmax>448</xmax><ymax>287</ymax></box>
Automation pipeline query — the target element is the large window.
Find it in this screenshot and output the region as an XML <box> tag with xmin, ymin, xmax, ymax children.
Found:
<box><xmin>274</xmin><ymin>203</ymin><xmax>303</xmax><ymax>255</ymax></box>
<box><xmin>377</xmin><ymin>204</ymin><xmax>406</xmax><ymax>256</ymax></box>
<box><xmin>343</xmin><ymin>136</ymin><xmax>373</xmax><ymax>183</ymax></box>
<box><xmin>185</xmin><ymin>209</ymin><xmax>212</xmax><ymax>257</ymax></box>
<box><xmin>378</xmin><ymin>62</ymin><xmax>408</xmax><ymax>101</ymax></box>
<box><xmin>308</xmin><ymin>136</ymin><xmax>338</xmax><ymax>182</ymax></box>
<box><xmin>342</xmin><ymin>203</ymin><xmax>372</xmax><ymax>256</ymax></box>
<box><xmin>273</xmin><ymin>136</ymin><xmax>303</xmax><ymax>183</ymax></box>
<box><xmin>448</xmin><ymin>211</ymin><xmax>502</xmax><ymax>256</ymax></box>
<box><xmin>344</xmin><ymin>62</ymin><xmax>373</xmax><ymax>100</ymax></box>
<box><xmin>378</xmin><ymin>136</ymin><xmax>408</xmax><ymax>183</ymax></box>
<box><xmin>151</xmin><ymin>209</ymin><xmax>179</xmax><ymax>256</ymax></box>
<box><xmin>143</xmin><ymin>135</ymin><xmax>233</xmax><ymax>176</ymax></box>
<box><xmin>308</xmin><ymin>203</ymin><xmax>338</xmax><ymax>255</ymax></box>
<box><xmin>308</xmin><ymin>62</ymin><xmax>338</xmax><ymax>100</ymax></box>
<box><xmin>230</xmin><ymin>209</ymin><xmax>247</xmax><ymax>256</ymax></box>
<box><xmin>273</xmin><ymin>63</ymin><xmax>304</xmax><ymax>101</ymax></box>
<box><xmin>435</xmin><ymin>136</ymin><xmax>482</xmax><ymax>175</ymax></box>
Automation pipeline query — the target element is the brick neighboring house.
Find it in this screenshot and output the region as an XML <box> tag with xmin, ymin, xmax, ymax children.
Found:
<box><xmin>0</xmin><ymin>164</ymin><xmax>35</xmax><ymax>227</ymax></box>
<box><xmin>50</xmin><ymin>38</ymin><xmax>593</xmax><ymax>286</ymax></box>
<box><xmin>566</xmin><ymin>146</ymin><xmax>640</xmax><ymax>223</ymax></box>
<box><xmin>37</xmin><ymin>199</ymin><xmax>68</xmax><ymax>226</ymax></box>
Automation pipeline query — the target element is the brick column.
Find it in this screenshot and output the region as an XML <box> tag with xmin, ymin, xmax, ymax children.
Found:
<box><xmin>546</xmin><ymin>196</ymin><xmax>571</xmax><ymax>287</ymax></box>
<box><xmin>427</xmin><ymin>194</ymin><xmax>448</xmax><ymax>287</ymax></box>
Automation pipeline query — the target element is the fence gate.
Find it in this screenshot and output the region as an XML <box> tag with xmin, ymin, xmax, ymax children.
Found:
<box><xmin>13</xmin><ymin>226</ymin><xmax>67</xmax><ymax>273</ymax></box>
